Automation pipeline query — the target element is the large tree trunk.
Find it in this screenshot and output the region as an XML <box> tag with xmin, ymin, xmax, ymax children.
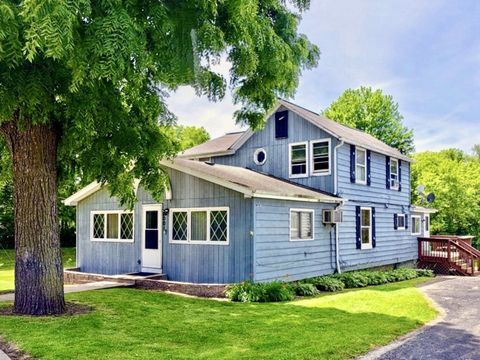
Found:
<box><xmin>1</xmin><ymin>118</ymin><xmax>65</xmax><ymax>315</ymax></box>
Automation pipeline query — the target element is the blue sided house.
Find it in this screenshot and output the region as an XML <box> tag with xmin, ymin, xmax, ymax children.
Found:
<box><xmin>65</xmin><ymin>99</ymin><xmax>434</xmax><ymax>284</ymax></box>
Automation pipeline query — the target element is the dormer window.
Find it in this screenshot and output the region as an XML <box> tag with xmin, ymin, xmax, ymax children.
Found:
<box><xmin>390</xmin><ymin>158</ymin><xmax>399</xmax><ymax>190</ymax></box>
<box><xmin>355</xmin><ymin>147</ymin><xmax>367</xmax><ymax>184</ymax></box>
<box><xmin>310</xmin><ymin>139</ymin><xmax>330</xmax><ymax>176</ymax></box>
<box><xmin>289</xmin><ymin>142</ymin><xmax>308</xmax><ymax>178</ymax></box>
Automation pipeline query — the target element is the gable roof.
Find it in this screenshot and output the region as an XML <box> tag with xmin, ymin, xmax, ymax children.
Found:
<box><xmin>161</xmin><ymin>158</ymin><xmax>342</xmax><ymax>204</ymax></box>
<box><xmin>180</xmin><ymin>99</ymin><xmax>411</xmax><ymax>162</ymax></box>
<box><xmin>180</xmin><ymin>131</ymin><xmax>248</xmax><ymax>158</ymax></box>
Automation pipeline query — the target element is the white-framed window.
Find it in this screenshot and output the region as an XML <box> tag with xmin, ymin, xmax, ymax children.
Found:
<box><xmin>360</xmin><ymin>207</ymin><xmax>372</xmax><ymax>249</ymax></box>
<box><xmin>253</xmin><ymin>148</ymin><xmax>267</xmax><ymax>165</ymax></box>
<box><xmin>289</xmin><ymin>142</ymin><xmax>308</xmax><ymax>178</ymax></box>
<box><xmin>397</xmin><ymin>214</ymin><xmax>406</xmax><ymax>230</ymax></box>
<box><xmin>390</xmin><ymin>158</ymin><xmax>399</xmax><ymax>190</ymax></box>
<box><xmin>169</xmin><ymin>207</ymin><xmax>229</xmax><ymax>245</ymax></box>
<box><xmin>290</xmin><ymin>209</ymin><xmax>314</xmax><ymax>241</ymax></box>
<box><xmin>91</xmin><ymin>210</ymin><xmax>134</xmax><ymax>242</ymax></box>
<box><xmin>411</xmin><ymin>215</ymin><xmax>421</xmax><ymax>235</ymax></box>
<box><xmin>424</xmin><ymin>215</ymin><xmax>430</xmax><ymax>232</ymax></box>
<box><xmin>355</xmin><ymin>147</ymin><xmax>367</xmax><ymax>184</ymax></box>
<box><xmin>310</xmin><ymin>139</ymin><xmax>331</xmax><ymax>176</ymax></box>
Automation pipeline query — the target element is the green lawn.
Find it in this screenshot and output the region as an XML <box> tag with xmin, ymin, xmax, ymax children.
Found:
<box><xmin>0</xmin><ymin>247</ymin><xmax>76</xmax><ymax>291</ymax></box>
<box><xmin>0</xmin><ymin>278</ymin><xmax>437</xmax><ymax>360</ymax></box>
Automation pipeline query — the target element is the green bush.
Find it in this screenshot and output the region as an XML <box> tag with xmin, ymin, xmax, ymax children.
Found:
<box><xmin>306</xmin><ymin>276</ymin><xmax>345</xmax><ymax>292</ymax></box>
<box><xmin>416</xmin><ymin>269</ymin><xmax>434</xmax><ymax>277</ymax></box>
<box><xmin>359</xmin><ymin>271</ymin><xmax>390</xmax><ymax>285</ymax></box>
<box><xmin>334</xmin><ymin>272</ymin><xmax>370</xmax><ymax>288</ymax></box>
<box><xmin>291</xmin><ymin>282</ymin><xmax>319</xmax><ymax>296</ymax></box>
<box><xmin>225</xmin><ymin>281</ymin><xmax>295</xmax><ymax>303</ymax></box>
<box><xmin>385</xmin><ymin>268</ymin><xmax>418</xmax><ymax>282</ymax></box>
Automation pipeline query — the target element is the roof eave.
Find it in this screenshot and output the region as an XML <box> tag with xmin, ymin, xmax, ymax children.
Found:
<box><xmin>63</xmin><ymin>181</ymin><xmax>102</xmax><ymax>206</ymax></box>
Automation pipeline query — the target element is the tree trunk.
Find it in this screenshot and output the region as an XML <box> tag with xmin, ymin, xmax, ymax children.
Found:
<box><xmin>1</xmin><ymin>118</ymin><xmax>65</xmax><ymax>315</ymax></box>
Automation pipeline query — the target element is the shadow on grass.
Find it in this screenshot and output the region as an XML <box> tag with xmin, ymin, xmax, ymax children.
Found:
<box><xmin>0</xmin><ymin>287</ymin><xmax>435</xmax><ymax>360</ymax></box>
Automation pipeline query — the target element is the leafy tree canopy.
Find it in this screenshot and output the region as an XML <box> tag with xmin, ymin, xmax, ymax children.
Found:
<box><xmin>0</xmin><ymin>0</ymin><xmax>319</xmax><ymax>206</ymax></box>
<box><xmin>174</xmin><ymin>125</ymin><xmax>210</xmax><ymax>151</ymax></box>
<box><xmin>411</xmin><ymin>148</ymin><xmax>480</xmax><ymax>247</ymax></box>
<box><xmin>322</xmin><ymin>87</ymin><xmax>415</xmax><ymax>154</ymax></box>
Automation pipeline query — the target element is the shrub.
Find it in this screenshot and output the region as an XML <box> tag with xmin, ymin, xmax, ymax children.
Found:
<box><xmin>416</xmin><ymin>268</ymin><xmax>434</xmax><ymax>277</ymax></box>
<box><xmin>386</xmin><ymin>268</ymin><xmax>418</xmax><ymax>282</ymax></box>
<box><xmin>334</xmin><ymin>272</ymin><xmax>370</xmax><ymax>288</ymax></box>
<box><xmin>225</xmin><ymin>281</ymin><xmax>295</xmax><ymax>303</ymax></box>
<box><xmin>309</xmin><ymin>276</ymin><xmax>345</xmax><ymax>292</ymax></box>
<box><xmin>291</xmin><ymin>282</ymin><xmax>319</xmax><ymax>296</ymax></box>
<box><xmin>359</xmin><ymin>271</ymin><xmax>390</xmax><ymax>285</ymax></box>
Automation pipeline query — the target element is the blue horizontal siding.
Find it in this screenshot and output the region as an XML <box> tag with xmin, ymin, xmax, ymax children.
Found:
<box><xmin>253</xmin><ymin>198</ymin><xmax>337</xmax><ymax>282</ymax></box>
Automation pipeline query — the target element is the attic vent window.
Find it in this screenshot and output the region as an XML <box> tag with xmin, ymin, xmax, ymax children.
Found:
<box><xmin>275</xmin><ymin>110</ymin><xmax>288</xmax><ymax>139</ymax></box>
<box><xmin>253</xmin><ymin>148</ymin><xmax>267</xmax><ymax>165</ymax></box>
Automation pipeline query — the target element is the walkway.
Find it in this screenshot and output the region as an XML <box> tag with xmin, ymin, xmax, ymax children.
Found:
<box><xmin>0</xmin><ymin>280</ymin><xmax>134</xmax><ymax>302</ymax></box>
<box><xmin>361</xmin><ymin>276</ymin><xmax>480</xmax><ymax>360</ymax></box>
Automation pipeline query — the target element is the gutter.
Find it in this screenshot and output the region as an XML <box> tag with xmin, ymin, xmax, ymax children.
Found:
<box><xmin>333</xmin><ymin>140</ymin><xmax>345</xmax><ymax>274</ymax></box>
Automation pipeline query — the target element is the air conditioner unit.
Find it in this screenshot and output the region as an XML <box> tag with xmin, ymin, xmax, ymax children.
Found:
<box><xmin>322</xmin><ymin>209</ymin><xmax>343</xmax><ymax>224</ymax></box>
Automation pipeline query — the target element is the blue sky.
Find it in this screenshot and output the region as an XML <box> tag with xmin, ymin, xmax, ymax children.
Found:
<box><xmin>168</xmin><ymin>0</ymin><xmax>480</xmax><ymax>153</ymax></box>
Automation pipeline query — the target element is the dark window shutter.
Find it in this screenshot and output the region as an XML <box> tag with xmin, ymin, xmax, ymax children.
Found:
<box><xmin>355</xmin><ymin>206</ymin><xmax>361</xmax><ymax>249</ymax></box>
<box><xmin>398</xmin><ymin>160</ymin><xmax>402</xmax><ymax>192</ymax></box>
<box><xmin>350</xmin><ymin>145</ymin><xmax>356</xmax><ymax>183</ymax></box>
<box><xmin>367</xmin><ymin>150</ymin><xmax>371</xmax><ymax>186</ymax></box>
<box><xmin>393</xmin><ymin>214</ymin><xmax>398</xmax><ymax>230</ymax></box>
<box><xmin>386</xmin><ymin>156</ymin><xmax>391</xmax><ymax>189</ymax></box>
<box><xmin>372</xmin><ymin>207</ymin><xmax>376</xmax><ymax>248</ymax></box>
<box><xmin>405</xmin><ymin>214</ymin><xmax>408</xmax><ymax>229</ymax></box>
<box><xmin>275</xmin><ymin>111</ymin><xmax>288</xmax><ymax>139</ymax></box>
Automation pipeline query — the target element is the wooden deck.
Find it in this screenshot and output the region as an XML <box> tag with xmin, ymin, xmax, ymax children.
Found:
<box><xmin>418</xmin><ymin>236</ymin><xmax>480</xmax><ymax>276</ymax></box>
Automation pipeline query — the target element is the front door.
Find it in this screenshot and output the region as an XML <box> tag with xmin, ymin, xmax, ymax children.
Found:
<box><xmin>142</xmin><ymin>205</ymin><xmax>162</xmax><ymax>272</ymax></box>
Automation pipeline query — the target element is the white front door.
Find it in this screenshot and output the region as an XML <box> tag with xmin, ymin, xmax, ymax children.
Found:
<box><xmin>142</xmin><ymin>205</ymin><xmax>163</xmax><ymax>272</ymax></box>
<box><xmin>424</xmin><ymin>215</ymin><xmax>430</xmax><ymax>238</ymax></box>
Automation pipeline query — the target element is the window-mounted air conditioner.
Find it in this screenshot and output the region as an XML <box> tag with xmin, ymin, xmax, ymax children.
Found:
<box><xmin>322</xmin><ymin>209</ymin><xmax>343</xmax><ymax>224</ymax></box>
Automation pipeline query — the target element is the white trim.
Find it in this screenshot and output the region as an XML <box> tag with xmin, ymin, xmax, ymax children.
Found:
<box><xmin>64</xmin><ymin>181</ymin><xmax>102</xmax><ymax>206</ymax></box>
<box><xmin>396</xmin><ymin>213</ymin><xmax>406</xmax><ymax>230</ymax></box>
<box><xmin>169</xmin><ymin>207</ymin><xmax>230</xmax><ymax>245</ymax></box>
<box><xmin>251</xmin><ymin>192</ymin><xmax>341</xmax><ymax>204</ymax></box>
<box><xmin>310</xmin><ymin>138</ymin><xmax>331</xmax><ymax>176</ymax></box>
<box><xmin>424</xmin><ymin>215</ymin><xmax>430</xmax><ymax>232</ymax></box>
<box><xmin>289</xmin><ymin>208</ymin><xmax>315</xmax><ymax>241</ymax></box>
<box><xmin>360</xmin><ymin>207</ymin><xmax>372</xmax><ymax>249</ymax></box>
<box><xmin>289</xmin><ymin>141</ymin><xmax>309</xmax><ymax>178</ymax></box>
<box><xmin>410</xmin><ymin>206</ymin><xmax>438</xmax><ymax>214</ymax></box>
<box><xmin>253</xmin><ymin>148</ymin><xmax>267</xmax><ymax>165</ymax></box>
<box><xmin>90</xmin><ymin>210</ymin><xmax>134</xmax><ymax>243</ymax></box>
<box><xmin>390</xmin><ymin>158</ymin><xmax>399</xmax><ymax>190</ymax></box>
<box><xmin>411</xmin><ymin>215</ymin><xmax>421</xmax><ymax>235</ymax></box>
<box><xmin>355</xmin><ymin>147</ymin><xmax>367</xmax><ymax>185</ymax></box>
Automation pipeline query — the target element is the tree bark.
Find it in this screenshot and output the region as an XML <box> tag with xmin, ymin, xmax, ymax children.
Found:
<box><xmin>1</xmin><ymin>117</ymin><xmax>65</xmax><ymax>315</ymax></box>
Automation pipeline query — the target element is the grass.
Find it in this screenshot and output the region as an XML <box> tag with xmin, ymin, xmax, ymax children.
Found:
<box><xmin>0</xmin><ymin>247</ymin><xmax>76</xmax><ymax>291</ymax></box>
<box><xmin>0</xmin><ymin>278</ymin><xmax>437</xmax><ymax>360</ymax></box>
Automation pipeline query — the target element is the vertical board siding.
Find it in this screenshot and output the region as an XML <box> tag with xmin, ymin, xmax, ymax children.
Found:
<box><xmin>213</xmin><ymin>107</ymin><xmax>337</xmax><ymax>194</ymax></box>
<box><xmin>77</xmin><ymin>170</ymin><xmax>254</xmax><ymax>283</ymax></box>
<box><xmin>163</xmin><ymin>169</ymin><xmax>253</xmax><ymax>284</ymax></box>
<box><xmin>253</xmin><ymin>198</ymin><xmax>336</xmax><ymax>282</ymax></box>
<box><xmin>337</xmin><ymin>143</ymin><xmax>416</xmax><ymax>270</ymax></box>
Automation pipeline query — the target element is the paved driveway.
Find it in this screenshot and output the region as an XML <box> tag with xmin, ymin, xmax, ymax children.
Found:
<box><xmin>361</xmin><ymin>276</ymin><xmax>480</xmax><ymax>360</ymax></box>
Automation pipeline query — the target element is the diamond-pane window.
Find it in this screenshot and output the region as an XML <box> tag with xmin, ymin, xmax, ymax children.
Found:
<box><xmin>121</xmin><ymin>213</ymin><xmax>134</xmax><ymax>240</ymax></box>
<box><xmin>172</xmin><ymin>211</ymin><xmax>188</xmax><ymax>241</ymax></box>
<box><xmin>93</xmin><ymin>214</ymin><xmax>105</xmax><ymax>239</ymax></box>
<box><xmin>210</xmin><ymin>210</ymin><xmax>228</xmax><ymax>242</ymax></box>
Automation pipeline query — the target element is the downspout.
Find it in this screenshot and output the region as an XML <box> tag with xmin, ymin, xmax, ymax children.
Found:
<box><xmin>333</xmin><ymin>140</ymin><xmax>345</xmax><ymax>274</ymax></box>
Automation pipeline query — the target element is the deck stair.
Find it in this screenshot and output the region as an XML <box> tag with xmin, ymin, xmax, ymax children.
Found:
<box><xmin>418</xmin><ymin>236</ymin><xmax>480</xmax><ymax>276</ymax></box>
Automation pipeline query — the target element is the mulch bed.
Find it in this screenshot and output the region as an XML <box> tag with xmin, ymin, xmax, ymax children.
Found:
<box><xmin>0</xmin><ymin>302</ymin><xmax>92</xmax><ymax>317</ymax></box>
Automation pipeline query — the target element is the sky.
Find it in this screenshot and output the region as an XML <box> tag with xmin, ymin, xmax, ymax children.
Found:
<box><xmin>167</xmin><ymin>0</ymin><xmax>480</xmax><ymax>153</ymax></box>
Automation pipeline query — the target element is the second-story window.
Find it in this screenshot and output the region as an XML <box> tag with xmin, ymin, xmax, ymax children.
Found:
<box><xmin>390</xmin><ymin>158</ymin><xmax>399</xmax><ymax>190</ymax></box>
<box><xmin>311</xmin><ymin>139</ymin><xmax>330</xmax><ymax>176</ymax></box>
<box><xmin>355</xmin><ymin>147</ymin><xmax>367</xmax><ymax>184</ymax></box>
<box><xmin>289</xmin><ymin>142</ymin><xmax>308</xmax><ymax>178</ymax></box>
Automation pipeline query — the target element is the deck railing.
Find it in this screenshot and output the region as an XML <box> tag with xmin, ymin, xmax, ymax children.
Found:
<box><xmin>418</xmin><ymin>236</ymin><xmax>480</xmax><ymax>276</ymax></box>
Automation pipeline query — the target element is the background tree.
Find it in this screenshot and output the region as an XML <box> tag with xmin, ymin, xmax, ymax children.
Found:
<box><xmin>0</xmin><ymin>0</ymin><xmax>319</xmax><ymax>315</ymax></box>
<box><xmin>322</xmin><ymin>87</ymin><xmax>415</xmax><ymax>154</ymax></box>
<box><xmin>411</xmin><ymin>149</ymin><xmax>480</xmax><ymax>248</ymax></box>
<box><xmin>174</xmin><ymin>125</ymin><xmax>210</xmax><ymax>151</ymax></box>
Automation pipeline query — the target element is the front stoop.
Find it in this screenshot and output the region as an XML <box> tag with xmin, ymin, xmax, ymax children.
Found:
<box><xmin>64</xmin><ymin>269</ymin><xmax>228</xmax><ymax>298</ymax></box>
